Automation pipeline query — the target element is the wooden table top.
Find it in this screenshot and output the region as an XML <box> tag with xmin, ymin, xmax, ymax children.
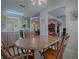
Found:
<box><xmin>15</xmin><ymin>35</ymin><xmax>61</xmax><ymax>50</ymax></box>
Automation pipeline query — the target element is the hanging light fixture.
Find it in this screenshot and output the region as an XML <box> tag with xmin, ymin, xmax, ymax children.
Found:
<box><xmin>31</xmin><ymin>0</ymin><xmax>47</xmax><ymax>6</ymax></box>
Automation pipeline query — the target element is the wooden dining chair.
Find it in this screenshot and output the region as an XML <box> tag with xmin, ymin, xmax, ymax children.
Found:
<box><xmin>43</xmin><ymin>34</ymin><xmax>70</xmax><ymax>59</ymax></box>
<box><xmin>1</xmin><ymin>41</ymin><xmax>27</xmax><ymax>59</ymax></box>
<box><xmin>1</xmin><ymin>40</ymin><xmax>35</xmax><ymax>59</ymax></box>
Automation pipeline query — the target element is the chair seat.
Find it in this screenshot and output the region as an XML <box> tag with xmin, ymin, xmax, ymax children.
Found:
<box><xmin>43</xmin><ymin>48</ymin><xmax>58</xmax><ymax>59</ymax></box>
<box><xmin>44</xmin><ymin>52</ymin><xmax>56</xmax><ymax>59</ymax></box>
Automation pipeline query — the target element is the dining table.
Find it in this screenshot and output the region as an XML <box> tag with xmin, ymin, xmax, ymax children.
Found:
<box><xmin>15</xmin><ymin>35</ymin><xmax>61</xmax><ymax>59</ymax></box>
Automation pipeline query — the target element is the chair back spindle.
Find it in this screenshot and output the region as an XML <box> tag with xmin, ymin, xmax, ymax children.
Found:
<box><xmin>57</xmin><ymin>34</ymin><xmax>70</xmax><ymax>59</ymax></box>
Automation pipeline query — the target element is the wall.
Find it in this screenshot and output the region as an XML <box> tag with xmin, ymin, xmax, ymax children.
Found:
<box><xmin>59</xmin><ymin>16</ymin><xmax>66</xmax><ymax>28</ymax></box>
<box><xmin>65</xmin><ymin>0</ymin><xmax>78</xmax><ymax>56</ymax></box>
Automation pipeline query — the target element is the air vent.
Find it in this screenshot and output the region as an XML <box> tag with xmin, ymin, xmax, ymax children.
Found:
<box><xmin>19</xmin><ymin>4</ymin><xmax>25</xmax><ymax>8</ymax></box>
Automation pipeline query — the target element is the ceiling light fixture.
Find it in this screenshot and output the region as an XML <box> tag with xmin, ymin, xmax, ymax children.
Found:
<box><xmin>31</xmin><ymin>0</ymin><xmax>47</xmax><ymax>6</ymax></box>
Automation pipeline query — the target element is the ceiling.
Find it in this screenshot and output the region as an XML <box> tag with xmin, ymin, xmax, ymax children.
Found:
<box><xmin>2</xmin><ymin>0</ymin><xmax>63</xmax><ymax>17</ymax></box>
<box><xmin>48</xmin><ymin>7</ymin><xmax>65</xmax><ymax>18</ymax></box>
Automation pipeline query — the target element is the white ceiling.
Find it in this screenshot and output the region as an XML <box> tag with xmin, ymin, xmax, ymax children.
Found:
<box><xmin>2</xmin><ymin>0</ymin><xmax>62</xmax><ymax>17</ymax></box>
<box><xmin>48</xmin><ymin>7</ymin><xmax>65</xmax><ymax>18</ymax></box>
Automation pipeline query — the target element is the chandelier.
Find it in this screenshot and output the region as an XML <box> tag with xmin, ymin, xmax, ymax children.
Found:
<box><xmin>31</xmin><ymin>0</ymin><xmax>47</xmax><ymax>6</ymax></box>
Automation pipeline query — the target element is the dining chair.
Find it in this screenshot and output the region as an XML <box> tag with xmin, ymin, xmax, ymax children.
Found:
<box><xmin>1</xmin><ymin>40</ymin><xmax>27</xmax><ymax>59</ymax></box>
<box><xmin>1</xmin><ymin>41</ymin><xmax>35</xmax><ymax>59</ymax></box>
<box><xmin>43</xmin><ymin>34</ymin><xmax>70</xmax><ymax>59</ymax></box>
<box><xmin>1</xmin><ymin>32</ymin><xmax>35</xmax><ymax>59</ymax></box>
<box><xmin>1</xmin><ymin>37</ymin><xmax>35</xmax><ymax>59</ymax></box>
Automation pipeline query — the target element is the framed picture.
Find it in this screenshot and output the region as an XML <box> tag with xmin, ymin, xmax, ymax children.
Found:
<box><xmin>70</xmin><ymin>10</ymin><xmax>78</xmax><ymax>21</ymax></box>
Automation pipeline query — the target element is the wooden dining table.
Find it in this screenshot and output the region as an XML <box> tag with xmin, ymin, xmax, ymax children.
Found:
<box><xmin>15</xmin><ymin>35</ymin><xmax>61</xmax><ymax>59</ymax></box>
